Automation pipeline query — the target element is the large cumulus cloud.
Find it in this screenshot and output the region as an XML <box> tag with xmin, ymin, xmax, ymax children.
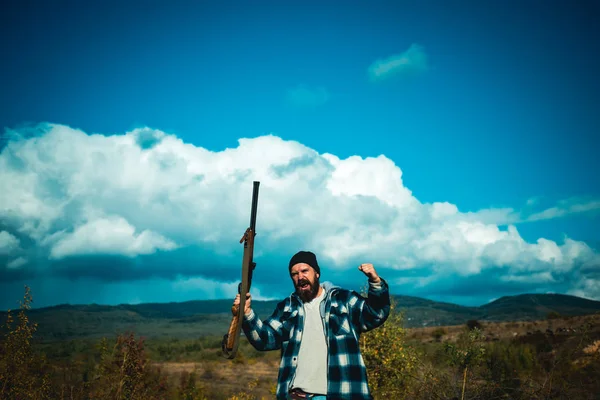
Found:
<box><xmin>1</xmin><ymin>123</ymin><xmax>599</xmax><ymax>307</ymax></box>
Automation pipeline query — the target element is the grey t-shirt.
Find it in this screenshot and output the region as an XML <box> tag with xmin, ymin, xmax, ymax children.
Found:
<box><xmin>291</xmin><ymin>287</ymin><xmax>328</xmax><ymax>394</ymax></box>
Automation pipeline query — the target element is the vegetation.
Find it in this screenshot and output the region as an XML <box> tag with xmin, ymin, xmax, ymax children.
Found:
<box><xmin>360</xmin><ymin>299</ymin><xmax>600</xmax><ymax>399</ymax></box>
<box><xmin>466</xmin><ymin>319</ymin><xmax>483</xmax><ymax>331</ymax></box>
<box><xmin>362</xmin><ymin>298</ymin><xmax>419</xmax><ymax>397</ymax></box>
<box><xmin>4</xmin><ymin>292</ymin><xmax>599</xmax><ymax>343</ymax></box>
<box><xmin>547</xmin><ymin>310</ymin><xmax>561</xmax><ymax>320</ymax></box>
<box><xmin>0</xmin><ymin>286</ymin><xmax>51</xmax><ymax>399</ymax></box>
<box><xmin>432</xmin><ymin>327</ymin><xmax>447</xmax><ymax>342</ymax></box>
<box><xmin>1</xmin><ymin>286</ymin><xmax>600</xmax><ymax>399</ymax></box>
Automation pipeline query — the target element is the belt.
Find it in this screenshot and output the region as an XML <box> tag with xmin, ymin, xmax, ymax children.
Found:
<box><xmin>288</xmin><ymin>388</ymin><xmax>326</xmax><ymax>399</ymax></box>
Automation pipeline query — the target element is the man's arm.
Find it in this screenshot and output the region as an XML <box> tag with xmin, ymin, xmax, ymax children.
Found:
<box><xmin>233</xmin><ymin>293</ymin><xmax>288</xmax><ymax>351</ymax></box>
<box><xmin>350</xmin><ymin>263</ymin><xmax>391</xmax><ymax>333</ymax></box>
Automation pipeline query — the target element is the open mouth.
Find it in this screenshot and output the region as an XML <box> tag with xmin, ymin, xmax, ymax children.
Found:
<box><xmin>298</xmin><ymin>281</ymin><xmax>310</xmax><ymax>290</ymax></box>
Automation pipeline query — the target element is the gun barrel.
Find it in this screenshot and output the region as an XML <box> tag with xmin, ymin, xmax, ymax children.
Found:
<box><xmin>249</xmin><ymin>181</ymin><xmax>260</xmax><ymax>233</ymax></box>
<box><xmin>222</xmin><ymin>180</ymin><xmax>261</xmax><ymax>359</ymax></box>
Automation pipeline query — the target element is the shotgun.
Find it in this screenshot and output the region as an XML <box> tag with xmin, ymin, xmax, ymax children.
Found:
<box><xmin>222</xmin><ymin>180</ymin><xmax>260</xmax><ymax>359</ymax></box>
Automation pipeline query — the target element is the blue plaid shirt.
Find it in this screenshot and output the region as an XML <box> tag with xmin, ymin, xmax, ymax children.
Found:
<box><xmin>242</xmin><ymin>279</ymin><xmax>390</xmax><ymax>399</ymax></box>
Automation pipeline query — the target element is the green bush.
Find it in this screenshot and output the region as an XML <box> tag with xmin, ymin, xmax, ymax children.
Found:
<box><xmin>361</xmin><ymin>298</ymin><xmax>418</xmax><ymax>398</ymax></box>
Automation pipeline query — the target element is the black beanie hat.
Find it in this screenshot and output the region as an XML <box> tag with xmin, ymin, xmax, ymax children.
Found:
<box><xmin>288</xmin><ymin>251</ymin><xmax>320</xmax><ymax>276</ymax></box>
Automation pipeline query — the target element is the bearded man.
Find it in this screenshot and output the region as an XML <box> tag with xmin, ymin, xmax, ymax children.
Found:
<box><xmin>232</xmin><ymin>250</ymin><xmax>390</xmax><ymax>400</ymax></box>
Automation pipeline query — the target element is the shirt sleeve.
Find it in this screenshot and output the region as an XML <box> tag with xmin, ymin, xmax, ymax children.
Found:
<box><xmin>349</xmin><ymin>278</ymin><xmax>391</xmax><ymax>333</ymax></box>
<box><xmin>241</xmin><ymin>301</ymin><xmax>288</xmax><ymax>351</ymax></box>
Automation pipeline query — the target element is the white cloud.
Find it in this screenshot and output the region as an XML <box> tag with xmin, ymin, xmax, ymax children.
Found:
<box><xmin>0</xmin><ymin>123</ymin><xmax>599</xmax><ymax>300</ymax></box>
<box><xmin>172</xmin><ymin>276</ymin><xmax>239</xmax><ymax>297</ymax></box>
<box><xmin>568</xmin><ymin>278</ymin><xmax>600</xmax><ymax>301</ymax></box>
<box><xmin>49</xmin><ymin>216</ymin><xmax>179</xmax><ymax>259</ymax></box>
<box><xmin>500</xmin><ymin>271</ymin><xmax>557</xmax><ymax>284</ymax></box>
<box><xmin>467</xmin><ymin>207</ymin><xmax>520</xmax><ymax>226</ymax></box>
<box><xmin>368</xmin><ymin>43</ymin><xmax>429</xmax><ymax>82</ymax></box>
<box><xmin>0</xmin><ymin>231</ymin><xmax>20</xmax><ymax>255</ymax></box>
<box><xmin>7</xmin><ymin>257</ymin><xmax>27</xmax><ymax>269</ymax></box>
<box><xmin>172</xmin><ymin>276</ymin><xmax>275</xmax><ymax>301</ymax></box>
<box><xmin>526</xmin><ymin>200</ymin><xmax>600</xmax><ymax>222</ymax></box>
<box><xmin>469</xmin><ymin>198</ymin><xmax>600</xmax><ymax>226</ymax></box>
<box><xmin>286</xmin><ymin>84</ymin><xmax>330</xmax><ymax>107</ymax></box>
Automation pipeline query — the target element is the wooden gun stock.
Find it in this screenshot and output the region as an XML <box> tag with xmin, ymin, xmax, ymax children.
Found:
<box><xmin>222</xmin><ymin>181</ymin><xmax>260</xmax><ymax>359</ymax></box>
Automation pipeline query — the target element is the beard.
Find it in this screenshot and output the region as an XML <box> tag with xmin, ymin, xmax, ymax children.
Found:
<box><xmin>296</xmin><ymin>277</ymin><xmax>320</xmax><ymax>303</ymax></box>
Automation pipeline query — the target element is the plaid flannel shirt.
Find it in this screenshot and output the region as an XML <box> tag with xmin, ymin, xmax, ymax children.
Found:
<box><xmin>242</xmin><ymin>279</ymin><xmax>390</xmax><ymax>400</ymax></box>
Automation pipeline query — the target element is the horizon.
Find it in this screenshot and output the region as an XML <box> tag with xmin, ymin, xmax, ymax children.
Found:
<box><xmin>1</xmin><ymin>0</ymin><xmax>599</xmax><ymax>310</ymax></box>
<box><xmin>4</xmin><ymin>286</ymin><xmax>600</xmax><ymax>314</ymax></box>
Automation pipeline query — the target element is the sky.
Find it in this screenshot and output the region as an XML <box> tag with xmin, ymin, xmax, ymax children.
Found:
<box><xmin>1</xmin><ymin>0</ymin><xmax>599</xmax><ymax>310</ymax></box>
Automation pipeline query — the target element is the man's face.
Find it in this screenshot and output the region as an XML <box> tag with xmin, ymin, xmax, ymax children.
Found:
<box><xmin>290</xmin><ymin>263</ymin><xmax>320</xmax><ymax>302</ymax></box>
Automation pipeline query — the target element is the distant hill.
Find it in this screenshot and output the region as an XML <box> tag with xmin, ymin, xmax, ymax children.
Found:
<box><xmin>392</xmin><ymin>295</ymin><xmax>481</xmax><ymax>327</ymax></box>
<box><xmin>395</xmin><ymin>293</ymin><xmax>600</xmax><ymax>327</ymax></box>
<box><xmin>1</xmin><ymin>293</ymin><xmax>599</xmax><ymax>342</ymax></box>
<box><xmin>478</xmin><ymin>293</ymin><xmax>600</xmax><ymax>321</ymax></box>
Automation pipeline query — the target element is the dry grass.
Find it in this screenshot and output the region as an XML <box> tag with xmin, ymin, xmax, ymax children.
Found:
<box><xmin>152</xmin><ymin>359</ymin><xmax>279</xmax><ymax>399</ymax></box>
<box><xmin>143</xmin><ymin>313</ymin><xmax>600</xmax><ymax>399</ymax></box>
<box><xmin>407</xmin><ymin>313</ymin><xmax>600</xmax><ymax>344</ymax></box>
<box><xmin>149</xmin><ymin>313</ymin><xmax>600</xmax><ymax>399</ymax></box>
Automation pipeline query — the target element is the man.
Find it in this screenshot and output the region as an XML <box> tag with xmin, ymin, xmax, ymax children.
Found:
<box><xmin>232</xmin><ymin>250</ymin><xmax>390</xmax><ymax>400</ymax></box>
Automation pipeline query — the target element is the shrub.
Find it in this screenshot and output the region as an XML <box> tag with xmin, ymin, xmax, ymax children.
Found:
<box><xmin>88</xmin><ymin>332</ymin><xmax>170</xmax><ymax>399</ymax></box>
<box><xmin>361</xmin><ymin>297</ymin><xmax>418</xmax><ymax>398</ymax></box>
<box><xmin>444</xmin><ymin>327</ymin><xmax>487</xmax><ymax>400</ymax></box>
<box><xmin>466</xmin><ymin>319</ymin><xmax>483</xmax><ymax>331</ymax></box>
<box><xmin>177</xmin><ymin>369</ymin><xmax>208</xmax><ymax>400</ymax></box>
<box><xmin>432</xmin><ymin>327</ymin><xmax>447</xmax><ymax>342</ymax></box>
<box><xmin>0</xmin><ymin>285</ymin><xmax>51</xmax><ymax>399</ymax></box>
<box><xmin>483</xmin><ymin>340</ymin><xmax>537</xmax><ymax>393</ymax></box>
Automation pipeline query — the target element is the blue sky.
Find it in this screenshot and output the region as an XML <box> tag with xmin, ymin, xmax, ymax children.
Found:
<box><xmin>1</xmin><ymin>0</ymin><xmax>599</xmax><ymax>310</ymax></box>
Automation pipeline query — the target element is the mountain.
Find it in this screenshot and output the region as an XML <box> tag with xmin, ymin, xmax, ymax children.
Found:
<box><xmin>478</xmin><ymin>293</ymin><xmax>600</xmax><ymax>321</ymax></box>
<box><xmin>396</xmin><ymin>293</ymin><xmax>600</xmax><ymax>327</ymax></box>
<box><xmin>392</xmin><ymin>295</ymin><xmax>481</xmax><ymax>327</ymax></box>
<box><xmin>1</xmin><ymin>293</ymin><xmax>599</xmax><ymax>341</ymax></box>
